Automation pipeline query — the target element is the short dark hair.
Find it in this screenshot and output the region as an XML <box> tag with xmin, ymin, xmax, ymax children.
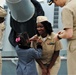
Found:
<box><xmin>36</xmin><ymin>21</ymin><xmax>53</xmax><ymax>36</ymax></box>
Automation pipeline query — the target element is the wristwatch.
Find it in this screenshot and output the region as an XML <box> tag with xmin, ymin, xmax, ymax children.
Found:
<box><xmin>57</xmin><ymin>35</ymin><xmax>62</xmax><ymax>40</ymax></box>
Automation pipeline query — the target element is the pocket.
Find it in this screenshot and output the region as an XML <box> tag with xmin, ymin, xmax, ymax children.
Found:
<box><xmin>69</xmin><ymin>40</ymin><xmax>76</xmax><ymax>52</ymax></box>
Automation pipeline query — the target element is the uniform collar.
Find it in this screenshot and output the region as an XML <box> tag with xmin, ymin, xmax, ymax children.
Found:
<box><xmin>65</xmin><ymin>0</ymin><xmax>72</xmax><ymax>5</ymax></box>
<box><xmin>39</xmin><ymin>34</ymin><xmax>52</xmax><ymax>40</ymax></box>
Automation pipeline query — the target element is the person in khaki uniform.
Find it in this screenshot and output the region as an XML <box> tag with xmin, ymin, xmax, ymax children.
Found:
<box><xmin>30</xmin><ymin>16</ymin><xmax>62</xmax><ymax>75</ymax></box>
<box><xmin>0</xmin><ymin>6</ymin><xmax>7</xmax><ymax>75</ymax></box>
<box><xmin>49</xmin><ymin>0</ymin><xmax>76</xmax><ymax>75</ymax></box>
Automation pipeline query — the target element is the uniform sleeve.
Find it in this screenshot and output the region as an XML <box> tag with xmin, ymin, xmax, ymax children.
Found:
<box><xmin>0</xmin><ymin>6</ymin><xmax>7</xmax><ymax>17</ymax></box>
<box><xmin>0</xmin><ymin>22</ymin><xmax>5</xmax><ymax>30</ymax></box>
<box><xmin>30</xmin><ymin>41</ymin><xmax>37</xmax><ymax>49</ymax></box>
<box><xmin>61</xmin><ymin>7</ymin><xmax>73</xmax><ymax>29</ymax></box>
<box><xmin>55</xmin><ymin>40</ymin><xmax>62</xmax><ymax>51</ymax></box>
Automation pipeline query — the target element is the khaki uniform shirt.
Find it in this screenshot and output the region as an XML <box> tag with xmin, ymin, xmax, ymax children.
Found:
<box><xmin>0</xmin><ymin>22</ymin><xmax>5</xmax><ymax>49</ymax></box>
<box><xmin>62</xmin><ymin>0</ymin><xmax>76</xmax><ymax>40</ymax></box>
<box><xmin>61</xmin><ymin>0</ymin><xmax>76</xmax><ymax>74</ymax></box>
<box><xmin>0</xmin><ymin>6</ymin><xmax>6</xmax><ymax>49</ymax></box>
<box><xmin>0</xmin><ymin>6</ymin><xmax>7</xmax><ymax>17</ymax></box>
<box><xmin>31</xmin><ymin>32</ymin><xmax>62</xmax><ymax>75</ymax></box>
<box><xmin>0</xmin><ymin>6</ymin><xmax>6</xmax><ymax>75</ymax></box>
<box><xmin>31</xmin><ymin>32</ymin><xmax>62</xmax><ymax>64</ymax></box>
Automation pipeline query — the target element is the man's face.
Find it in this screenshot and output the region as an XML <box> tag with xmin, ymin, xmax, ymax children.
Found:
<box><xmin>53</xmin><ymin>0</ymin><xmax>65</xmax><ymax>7</ymax></box>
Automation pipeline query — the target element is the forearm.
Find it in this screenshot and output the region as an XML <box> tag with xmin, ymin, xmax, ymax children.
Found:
<box><xmin>36</xmin><ymin>59</ymin><xmax>46</xmax><ymax>69</ymax></box>
<box><xmin>29</xmin><ymin>34</ymin><xmax>38</xmax><ymax>41</ymax></box>
<box><xmin>47</xmin><ymin>51</ymin><xmax>59</xmax><ymax>69</ymax></box>
<box><xmin>36</xmin><ymin>59</ymin><xmax>47</xmax><ymax>75</ymax></box>
<box><xmin>58</xmin><ymin>28</ymin><xmax>73</xmax><ymax>39</ymax></box>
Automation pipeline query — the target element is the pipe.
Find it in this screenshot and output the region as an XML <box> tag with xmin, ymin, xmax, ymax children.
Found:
<box><xmin>6</xmin><ymin>0</ymin><xmax>35</xmax><ymax>22</ymax></box>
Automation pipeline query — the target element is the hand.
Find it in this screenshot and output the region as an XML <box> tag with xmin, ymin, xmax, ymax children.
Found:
<box><xmin>58</xmin><ymin>30</ymin><xmax>65</xmax><ymax>35</ymax></box>
<box><xmin>47</xmin><ymin>68</ymin><xmax>50</xmax><ymax>75</ymax></box>
<box><xmin>29</xmin><ymin>35</ymin><xmax>38</xmax><ymax>41</ymax></box>
<box><xmin>53</xmin><ymin>30</ymin><xmax>65</xmax><ymax>41</ymax></box>
<box><xmin>42</xmin><ymin>68</ymin><xmax>47</xmax><ymax>75</ymax></box>
<box><xmin>37</xmin><ymin>38</ymin><xmax>43</xmax><ymax>45</ymax></box>
<box><xmin>53</xmin><ymin>34</ymin><xmax>59</xmax><ymax>42</ymax></box>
